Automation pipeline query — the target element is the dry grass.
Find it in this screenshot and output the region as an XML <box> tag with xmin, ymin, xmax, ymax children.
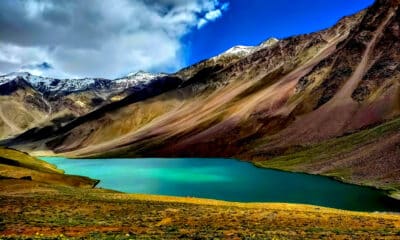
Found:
<box><xmin>1</xmin><ymin>148</ymin><xmax>400</xmax><ymax>239</ymax></box>
<box><xmin>1</xmin><ymin>180</ymin><xmax>400</xmax><ymax>240</ymax></box>
<box><xmin>0</xmin><ymin>147</ymin><xmax>62</xmax><ymax>174</ymax></box>
<box><xmin>0</xmin><ymin>147</ymin><xmax>98</xmax><ymax>189</ymax></box>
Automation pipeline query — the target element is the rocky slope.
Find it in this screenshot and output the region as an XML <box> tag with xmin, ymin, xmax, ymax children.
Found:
<box><xmin>0</xmin><ymin>71</ymin><xmax>165</xmax><ymax>140</ymax></box>
<box><xmin>5</xmin><ymin>0</ymin><xmax>400</xmax><ymax>197</ymax></box>
<box><xmin>175</xmin><ymin>37</ymin><xmax>279</xmax><ymax>83</ymax></box>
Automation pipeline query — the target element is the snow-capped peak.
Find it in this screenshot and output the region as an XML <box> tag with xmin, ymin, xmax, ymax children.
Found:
<box><xmin>127</xmin><ymin>70</ymin><xmax>146</xmax><ymax>77</ymax></box>
<box><xmin>126</xmin><ymin>70</ymin><xmax>164</xmax><ymax>79</ymax></box>
<box><xmin>213</xmin><ymin>37</ymin><xmax>279</xmax><ymax>61</ymax></box>
<box><xmin>259</xmin><ymin>37</ymin><xmax>279</xmax><ymax>48</ymax></box>
<box><xmin>224</xmin><ymin>45</ymin><xmax>255</xmax><ymax>56</ymax></box>
<box><xmin>210</xmin><ymin>45</ymin><xmax>255</xmax><ymax>61</ymax></box>
<box><xmin>0</xmin><ymin>72</ymin><xmax>30</xmax><ymax>82</ymax></box>
<box><xmin>0</xmin><ymin>70</ymin><xmax>167</xmax><ymax>96</ymax></box>
<box><xmin>114</xmin><ymin>71</ymin><xmax>167</xmax><ymax>90</ymax></box>
<box><xmin>0</xmin><ymin>72</ymin><xmax>50</xmax><ymax>85</ymax></box>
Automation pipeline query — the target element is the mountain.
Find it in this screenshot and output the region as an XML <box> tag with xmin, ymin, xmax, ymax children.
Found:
<box><xmin>217</xmin><ymin>38</ymin><xmax>279</xmax><ymax>56</ymax></box>
<box><xmin>0</xmin><ymin>76</ymin><xmax>58</xmax><ymax>141</ymax></box>
<box><xmin>0</xmin><ymin>71</ymin><xmax>165</xmax><ymax>97</ymax></box>
<box><xmin>213</xmin><ymin>38</ymin><xmax>279</xmax><ymax>59</ymax></box>
<box><xmin>175</xmin><ymin>37</ymin><xmax>279</xmax><ymax>83</ymax></box>
<box><xmin>0</xmin><ymin>71</ymin><xmax>165</xmax><ymax>140</ymax></box>
<box><xmin>4</xmin><ymin>0</ymin><xmax>400</xmax><ymax>198</ymax></box>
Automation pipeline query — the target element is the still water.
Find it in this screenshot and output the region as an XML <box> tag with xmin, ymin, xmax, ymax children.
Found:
<box><xmin>41</xmin><ymin>157</ymin><xmax>399</xmax><ymax>212</ymax></box>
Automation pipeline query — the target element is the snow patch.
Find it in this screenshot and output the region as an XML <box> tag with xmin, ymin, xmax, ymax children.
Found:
<box><xmin>224</xmin><ymin>46</ymin><xmax>255</xmax><ymax>56</ymax></box>
<box><xmin>213</xmin><ymin>37</ymin><xmax>279</xmax><ymax>60</ymax></box>
<box><xmin>0</xmin><ymin>70</ymin><xmax>166</xmax><ymax>95</ymax></box>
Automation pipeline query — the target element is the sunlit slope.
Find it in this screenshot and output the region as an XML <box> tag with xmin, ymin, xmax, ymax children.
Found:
<box><xmin>0</xmin><ymin>147</ymin><xmax>98</xmax><ymax>188</ymax></box>
<box><xmin>0</xmin><ymin>81</ymin><xmax>50</xmax><ymax>140</ymax></box>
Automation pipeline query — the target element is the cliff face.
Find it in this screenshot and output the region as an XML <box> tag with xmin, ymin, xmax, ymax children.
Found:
<box><xmin>5</xmin><ymin>0</ymin><xmax>400</xmax><ymax>195</ymax></box>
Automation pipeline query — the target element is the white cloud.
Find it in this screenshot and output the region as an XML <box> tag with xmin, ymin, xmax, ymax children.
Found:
<box><xmin>205</xmin><ymin>9</ymin><xmax>222</xmax><ymax>21</ymax></box>
<box><xmin>0</xmin><ymin>0</ymin><xmax>230</xmax><ymax>78</ymax></box>
<box><xmin>197</xmin><ymin>2</ymin><xmax>230</xmax><ymax>29</ymax></box>
<box><xmin>197</xmin><ymin>19</ymin><xmax>208</xmax><ymax>29</ymax></box>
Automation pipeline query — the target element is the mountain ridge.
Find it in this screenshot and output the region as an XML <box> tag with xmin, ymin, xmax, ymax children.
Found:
<box><xmin>0</xmin><ymin>70</ymin><xmax>168</xmax><ymax>140</ymax></box>
<box><xmin>0</xmin><ymin>71</ymin><xmax>165</xmax><ymax>96</ymax></box>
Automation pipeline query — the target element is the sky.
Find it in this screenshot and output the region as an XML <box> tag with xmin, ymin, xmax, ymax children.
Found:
<box><xmin>0</xmin><ymin>0</ymin><xmax>374</xmax><ymax>79</ymax></box>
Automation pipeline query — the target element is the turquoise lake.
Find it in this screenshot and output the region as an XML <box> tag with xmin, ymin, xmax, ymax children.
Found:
<box><xmin>41</xmin><ymin>157</ymin><xmax>400</xmax><ymax>212</ymax></box>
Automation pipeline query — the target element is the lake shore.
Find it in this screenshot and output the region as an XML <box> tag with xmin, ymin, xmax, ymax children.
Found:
<box><xmin>2</xmin><ymin>148</ymin><xmax>400</xmax><ymax>239</ymax></box>
<box><xmin>40</xmin><ymin>156</ymin><xmax>400</xmax><ymax>212</ymax></box>
<box><xmin>1</xmin><ymin>179</ymin><xmax>400</xmax><ymax>239</ymax></box>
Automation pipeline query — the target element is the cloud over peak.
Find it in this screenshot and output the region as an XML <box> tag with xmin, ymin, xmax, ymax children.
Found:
<box><xmin>0</xmin><ymin>0</ymin><xmax>229</xmax><ymax>78</ymax></box>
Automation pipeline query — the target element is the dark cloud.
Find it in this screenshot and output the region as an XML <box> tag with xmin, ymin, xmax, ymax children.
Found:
<box><xmin>0</xmin><ymin>0</ymin><xmax>229</xmax><ymax>78</ymax></box>
<box><xmin>22</xmin><ymin>62</ymin><xmax>53</xmax><ymax>70</ymax></box>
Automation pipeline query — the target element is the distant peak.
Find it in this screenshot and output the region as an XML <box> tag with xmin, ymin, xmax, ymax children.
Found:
<box><xmin>8</xmin><ymin>72</ymin><xmax>31</xmax><ymax>77</ymax></box>
<box><xmin>260</xmin><ymin>37</ymin><xmax>279</xmax><ymax>48</ymax></box>
<box><xmin>0</xmin><ymin>72</ymin><xmax>32</xmax><ymax>81</ymax></box>
<box><xmin>121</xmin><ymin>71</ymin><xmax>166</xmax><ymax>82</ymax></box>
<box><xmin>127</xmin><ymin>70</ymin><xmax>153</xmax><ymax>77</ymax></box>
<box><xmin>227</xmin><ymin>45</ymin><xmax>254</xmax><ymax>51</ymax></box>
<box><xmin>0</xmin><ymin>72</ymin><xmax>33</xmax><ymax>85</ymax></box>
<box><xmin>215</xmin><ymin>38</ymin><xmax>279</xmax><ymax>60</ymax></box>
<box><xmin>220</xmin><ymin>45</ymin><xmax>255</xmax><ymax>57</ymax></box>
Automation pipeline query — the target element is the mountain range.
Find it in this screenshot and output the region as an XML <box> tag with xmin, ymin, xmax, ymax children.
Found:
<box><xmin>0</xmin><ymin>70</ymin><xmax>166</xmax><ymax>139</ymax></box>
<box><xmin>3</xmin><ymin>0</ymin><xmax>400</xmax><ymax>198</ymax></box>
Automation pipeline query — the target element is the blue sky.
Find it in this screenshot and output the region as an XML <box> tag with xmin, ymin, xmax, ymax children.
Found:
<box><xmin>0</xmin><ymin>0</ymin><xmax>374</xmax><ymax>78</ymax></box>
<box><xmin>185</xmin><ymin>0</ymin><xmax>374</xmax><ymax>66</ymax></box>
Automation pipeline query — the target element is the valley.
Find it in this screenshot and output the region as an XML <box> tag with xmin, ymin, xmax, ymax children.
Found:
<box><xmin>1</xmin><ymin>0</ymin><xmax>400</xmax><ymax>238</ymax></box>
<box><xmin>4</xmin><ymin>0</ymin><xmax>400</xmax><ymax>200</ymax></box>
